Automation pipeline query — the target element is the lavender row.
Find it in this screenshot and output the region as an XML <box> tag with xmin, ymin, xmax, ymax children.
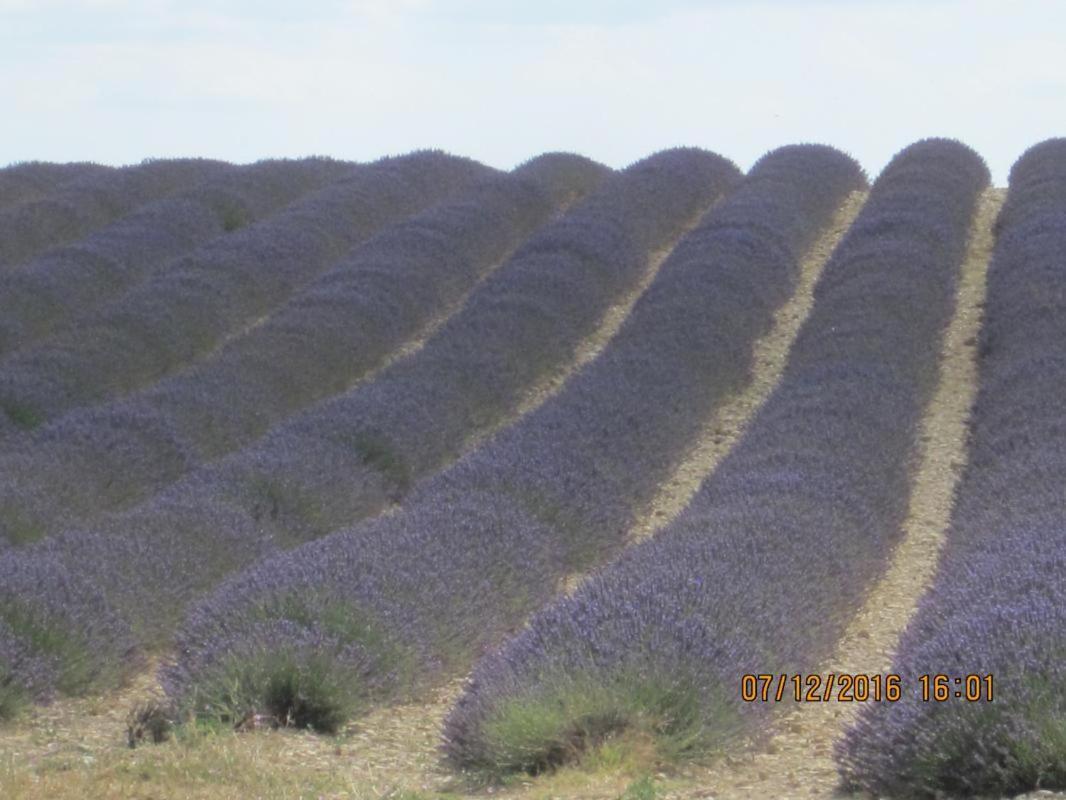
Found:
<box><xmin>0</xmin><ymin>158</ymin><xmax>354</xmax><ymax>362</ymax></box>
<box><xmin>0</xmin><ymin>154</ymin><xmax>607</xmax><ymax>544</ymax></box>
<box><xmin>162</xmin><ymin>145</ymin><xmax>865</xmax><ymax>733</ymax></box>
<box><xmin>837</xmin><ymin>140</ymin><xmax>1066</xmax><ymax>798</ymax></box>
<box><xmin>0</xmin><ymin>147</ymin><xmax>725</xmax><ymax>713</ymax></box>
<box><xmin>0</xmin><ymin>158</ymin><xmax>229</xmax><ymax>269</ymax></box>
<box><xmin>0</xmin><ymin>150</ymin><xmax>489</xmax><ymax>439</ymax></box>
<box><xmin>0</xmin><ymin>161</ymin><xmax>113</xmax><ymax>211</ymax></box>
<box><xmin>442</xmin><ymin>139</ymin><xmax>989</xmax><ymax>774</ymax></box>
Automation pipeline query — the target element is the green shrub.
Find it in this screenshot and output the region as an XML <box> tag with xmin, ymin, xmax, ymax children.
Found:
<box><xmin>174</xmin><ymin>597</ymin><xmax>415</xmax><ymax>734</ymax></box>
<box><xmin>467</xmin><ymin>672</ymin><xmax>737</xmax><ymax>776</ymax></box>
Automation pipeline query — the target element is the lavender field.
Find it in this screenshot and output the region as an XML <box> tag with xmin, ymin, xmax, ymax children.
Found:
<box><xmin>0</xmin><ymin>142</ymin><xmax>1062</xmax><ymax>800</ymax></box>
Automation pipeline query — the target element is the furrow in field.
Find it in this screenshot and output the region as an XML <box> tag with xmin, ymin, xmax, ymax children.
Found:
<box><xmin>628</xmin><ymin>189</ymin><xmax>868</xmax><ymax>546</ymax></box>
<box><xmin>458</xmin><ymin>208</ymin><xmax>706</xmax><ymax>459</ymax></box>
<box><xmin>839</xmin><ymin>139</ymin><xmax>1066</xmax><ymax>799</ymax></box>
<box><xmin>556</xmin><ymin>189</ymin><xmax>868</xmax><ymax>600</ymax></box>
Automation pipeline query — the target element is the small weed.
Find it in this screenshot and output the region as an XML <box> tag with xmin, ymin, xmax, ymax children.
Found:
<box><xmin>220</xmin><ymin>204</ymin><xmax>247</xmax><ymax>232</ymax></box>
<box><xmin>126</xmin><ymin>699</ymin><xmax>173</xmax><ymax>747</ymax></box>
<box><xmin>619</xmin><ymin>774</ymin><xmax>657</xmax><ymax>800</ymax></box>
<box><xmin>0</xmin><ymin>678</ymin><xmax>29</xmax><ymax>722</ymax></box>
<box><xmin>2</xmin><ymin>402</ymin><xmax>43</xmax><ymax>431</ymax></box>
<box><xmin>0</xmin><ymin>506</ymin><xmax>46</xmax><ymax>546</ymax></box>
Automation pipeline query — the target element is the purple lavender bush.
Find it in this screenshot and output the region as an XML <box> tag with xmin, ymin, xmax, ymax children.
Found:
<box><xmin>0</xmin><ymin>545</ymin><xmax>135</xmax><ymax>719</ymax></box>
<box><xmin>441</xmin><ymin>139</ymin><xmax>989</xmax><ymax>775</ymax></box>
<box><xmin>0</xmin><ymin>158</ymin><xmax>354</xmax><ymax>360</ymax></box>
<box><xmin>0</xmin><ymin>618</ymin><xmax>58</xmax><ymax>719</ymax></box>
<box><xmin>0</xmin><ymin>154</ymin><xmax>608</xmax><ymax>543</ymax></box>
<box><xmin>0</xmin><ymin>161</ymin><xmax>113</xmax><ymax>211</ymax></box>
<box><xmin>0</xmin><ymin>158</ymin><xmax>229</xmax><ymax>269</ymax></box>
<box><xmin>0</xmin><ymin>151</ymin><xmax>489</xmax><ymax>435</ymax></box>
<box><xmin>161</xmin><ymin>145</ymin><xmax>865</xmax><ymax>732</ymax></box>
<box><xmin>836</xmin><ymin>139</ymin><xmax>1066</xmax><ymax>798</ymax></box>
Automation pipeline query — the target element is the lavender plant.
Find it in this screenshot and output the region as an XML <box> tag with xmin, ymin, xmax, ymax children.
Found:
<box><xmin>440</xmin><ymin>139</ymin><xmax>989</xmax><ymax>774</ymax></box>
<box><xmin>0</xmin><ymin>544</ymin><xmax>136</xmax><ymax>719</ymax></box>
<box><xmin>836</xmin><ymin>139</ymin><xmax>1066</xmax><ymax>798</ymax></box>
<box><xmin>162</xmin><ymin>145</ymin><xmax>865</xmax><ymax>732</ymax></box>
<box><xmin>0</xmin><ymin>158</ymin><xmax>354</xmax><ymax>360</ymax></box>
<box><xmin>0</xmin><ymin>617</ymin><xmax>57</xmax><ymax>719</ymax></box>
<box><xmin>0</xmin><ymin>159</ymin><xmax>230</xmax><ymax>269</ymax></box>
<box><xmin>0</xmin><ymin>161</ymin><xmax>113</xmax><ymax>211</ymax></box>
<box><xmin>0</xmin><ymin>154</ymin><xmax>609</xmax><ymax>543</ymax></box>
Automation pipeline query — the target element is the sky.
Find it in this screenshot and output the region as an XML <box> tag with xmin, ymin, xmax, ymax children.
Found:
<box><xmin>1</xmin><ymin>0</ymin><xmax>1063</xmax><ymax>184</ymax></box>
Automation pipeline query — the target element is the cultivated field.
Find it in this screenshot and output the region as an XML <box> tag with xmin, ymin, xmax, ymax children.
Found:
<box><xmin>0</xmin><ymin>141</ymin><xmax>1063</xmax><ymax>799</ymax></box>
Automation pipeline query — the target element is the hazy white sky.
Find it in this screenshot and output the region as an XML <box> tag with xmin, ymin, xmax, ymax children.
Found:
<box><xmin>1</xmin><ymin>0</ymin><xmax>1063</xmax><ymax>183</ymax></box>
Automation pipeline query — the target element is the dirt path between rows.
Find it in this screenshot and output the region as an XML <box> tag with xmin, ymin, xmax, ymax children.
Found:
<box><xmin>680</xmin><ymin>187</ymin><xmax>1006</xmax><ymax>800</ymax></box>
<box><xmin>628</xmin><ymin>189</ymin><xmax>868</xmax><ymax>546</ymax></box>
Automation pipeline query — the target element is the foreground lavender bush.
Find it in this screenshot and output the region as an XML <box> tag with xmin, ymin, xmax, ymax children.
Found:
<box><xmin>0</xmin><ymin>157</ymin><xmax>353</xmax><ymax>361</ymax></box>
<box><xmin>442</xmin><ymin>139</ymin><xmax>988</xmax><ymax>774</ymax></box>
<box><xmin>0</xmin><ymin>150</ymin><xmax>488</xmax><ymax>441</ymax></box>
<box><xmin>837</xmin><ymin>140</ymin><xmax>1066</xmax><ymax>798</ymax></box>
<box><xmin>0</xmin><ymin>618</ymin><xmax>57</xmax><ymax>718</ymax></box>
<box><xmin>0</xmin><ymin>158</ymin><xmax>228</xmax><ymax>269</ymax></box>
<box><xmin>0</xmin><ymin>161</ymin><xmax>113</xmax><ymax>211</ymax></box>
<box><xmin>0</xmin><ymin>546</ymin><xmax>135</xmax><ymax>718</ymax></box>
<box><xmin>0</xmin><ymin>154</ymin><xmax>608</xmax><ymax>544</ymax></box>
<box><xmin>163</xmin><ymin>145</ymin><xmax>865</xmax><ymax>731</ymax></box>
